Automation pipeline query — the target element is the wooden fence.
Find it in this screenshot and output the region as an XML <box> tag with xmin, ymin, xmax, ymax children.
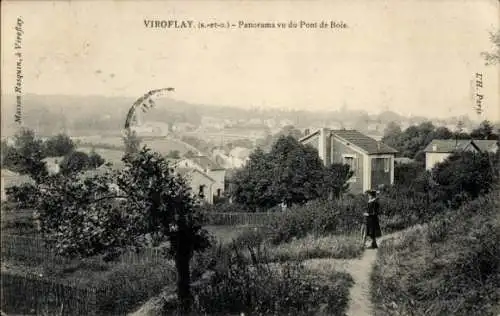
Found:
<box><xmin>1</xmin><ymin>271</ymin><xmax>98</xmax><ymax>316</ymax></box>
<box><xmin>1</xmin><ymin>234</ymin><xmax>165</xmax><ymax>265</ymax></box>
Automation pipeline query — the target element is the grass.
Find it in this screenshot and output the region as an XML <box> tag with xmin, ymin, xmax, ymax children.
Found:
<box><xmin>371</xmin><ymin>193</ymin><xmax>500</xmax><ymax>316</ymax></box>
<box><xmin>206</xmin><ymin>223</ymin><xmax>364</xmax><ymax>261</ymax></box>
<box><xmin>2</xmin><ymin>251</ymin><xmax>176</xmax><ymax>315</ymax></box>
<box><xmin>268</xmin><ymin>234</ymin><xmax>364</xmax><ymax>261</ymax></box>
<box><xmin>205</xmin><ymin>225</ymin><xmax>257</xmax><ymax>244</ymax></box>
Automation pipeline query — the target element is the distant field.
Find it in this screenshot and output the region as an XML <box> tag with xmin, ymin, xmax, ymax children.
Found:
<box><xmin>141</xmin><ymin>137</ymin><xmax>201</xmax><ymax>155</ymax></box>
<box><xmin>77</xmin><ymin>147</ymin><xmax>126</xmax><ymax>168</ymax></box>
<box><xmin>75</xmin><ymin>135</ymin><xmax>202</xmax><ymax>162</ymax></box>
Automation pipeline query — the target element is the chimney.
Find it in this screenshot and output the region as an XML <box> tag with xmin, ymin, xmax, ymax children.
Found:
<box><xmin>432</xmin><ymin>144</ymin><xmax>437</xmax><ymax>151</ymax></box>
<box><xmin>304</xmin><ymin>128</ymin><xmax>310</xmax><ymax>136</ymax></box>
<box><xmin>377</xmin><ymin>141</ymin><xmax>381</xmax><ymax>151</ymax></box>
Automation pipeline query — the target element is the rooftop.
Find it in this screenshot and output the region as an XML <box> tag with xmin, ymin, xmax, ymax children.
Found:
<box><xmin>331</xmin><ymin>129</ymin><xmax>398</xmax><ymax>154</ymax></box>
<box><xmin>423</xmin><ymin>139</ymin><xmax>476</xmax><ymax>153</ymax></box>
<box><xmin>187</xmin><ymin>156</ymin><xmax>223</xmax><ymax>170</ymax></box>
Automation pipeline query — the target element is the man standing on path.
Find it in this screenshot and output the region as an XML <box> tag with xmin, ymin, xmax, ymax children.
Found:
<box><xmin>363</xmin><ymin>190</ymin><xmax>382</xmax><ymax>249</ymax></box>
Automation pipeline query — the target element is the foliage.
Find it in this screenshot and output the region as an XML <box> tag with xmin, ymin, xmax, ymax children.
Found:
<box><xmin>95</xmin><ymin>261</ymin><xmax>176</xmax><ymax>314</ymax></box>
<box><xmin>371</xmin><ymin>192</ymin><xmax>500</xmax><ymax>316</ymax></box>
<box><xmin>1</xmin><ymin>128</ymin><xmax>48</xmax><ymax>182</ymax></box>
<box><xmin>382</xmin><ymin>122</ymin><xmax>457</xmax><ymax>160</ymax></box>
<box><xmin>88</xmin><ymin>149</ymin><xmax>105</xmax><ymax>169</ymax></box>
<box><xmin>230</xmin><ymin>147</ymin><xmax>276</xmax><ymax>211</ymax></box>
<box><xmin>432</xmin><ymin>151</ymin><xmax>497</xmax><ymax>208</ymax></box>
<box><xmin>166</xmin><ymin>150</ymin><xmax>181</xmax><ymax>159</ymax></box>
<box><xmin>37</xmin><ymin>147</ymin><xmax>210</xmax><ymax>313</ymax></box>
<box><xmin>188</xmin><ymin>244</ymin><xmax>354</xmax><ymax>316</ymax></box>
<box><xmin>1</xmin><ymin>258</ymin><xmax>176</xmax><ymax>315</ymax></box>
<box><xmin>43</xmin><ymin>134</ymin><xmax>75</xmax><ymax>157</ymax></box>
<box><xmin>470</xmin><ymin>120</ymin><xmax>498</xmax><ymax>140</ymax></box>
<box><xmin>481</xmin><ymin>29</ymin><xmax>500</xmax><ymax>65</ymax></box>
<box><xmin>5</xmin><ymin>183</ymin><xmax>39</xmax><ymax>209</ymax></box>
<box><xmin>323</xmin><ymin>163</ymin><xmax>354</xmax><ymax>199</ymax></box>
<box><xmin>266</xmin><ymin>198</ymin><xmax>364</xmax><ymax>244</ymax></box>
<box><xmin>230</xmin><ymin>136</ymin><xmax>340</xmax><ymax>211</ymax></box>
<box><xmin>58</xmin><ymin>151</ymin><xmax>92</xmax><ymax>175</ymax></box>
<box><xmin>267</xmin><ymin>234</ymin><xmax>364</xmax><ymax>261</ymax></box>
<box><xmin>394</xmin><ymin>161</ymin><xmax>425</xmax><ymax>187</ymax></box>
<box><xmin>255</xmin><ymin>125</ymin><xmax>304</xmax><ymax>151</ymax></box>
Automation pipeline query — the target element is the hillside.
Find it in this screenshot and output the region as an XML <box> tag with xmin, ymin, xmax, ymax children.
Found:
<box><xmin>1</xmin><ymin>93</ymin><xmax>486</xmax><ymax>138</ymax></box>
<box><xmin>371</xmin><ymin>192</ymin><xmax>500</xmax><ymax>316</ymax></box>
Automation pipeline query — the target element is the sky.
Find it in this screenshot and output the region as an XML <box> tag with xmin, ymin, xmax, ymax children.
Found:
<box><xmin>1</xmin><ymin>0</ymin><xmax>499</xmax><ymax>120</ymax></box>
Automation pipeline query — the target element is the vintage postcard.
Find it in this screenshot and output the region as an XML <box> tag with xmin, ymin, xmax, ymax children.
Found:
<box><xmin>1</xmin><ymin>1</ymin><xmax>499</xmax><ymax>315</ymax></box>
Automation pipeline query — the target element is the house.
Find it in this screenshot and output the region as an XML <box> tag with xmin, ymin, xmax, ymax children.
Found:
<box><xmin>299</xmin><ymin>128</ymin><xmax>398</xmax><ymax>194</ymax></box>
<box><xmin>42</xmin><ymin>157</ymin><xmax>63</xmax><ymax>175</ymax></box>
<box><xmin>473</xmin><ymin>140</ymin><xmax>499</xmax><ymax>154</ymax></box>
<box><xmin>175</xmin><ymin>168</ymin><xmax>216</xmax><ymax>204</ymax></box>
<box><xmin>1</xmin><ymin>169</ymin><xmax>34</xmax><ymax>201</ymax></box>
<box><xmin>423</xmin><ymin>139</ymin><xmax>499</xmax><ymax>170</ymax></box>
<box><xmin>212</xmin><ymin>147</ymin><xmax>251</xmax><ymax>169</ymax></box>
<box><xmin>174</xmin><ymin>156</ymin><xmax>226</xmax><ymax>200</ymax></box>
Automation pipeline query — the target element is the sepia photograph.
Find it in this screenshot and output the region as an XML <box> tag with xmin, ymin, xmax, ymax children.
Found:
<box><xmin>1</xmin><ymin>0</ymin><xmax>499</xmax><ymax>315</ymax></box>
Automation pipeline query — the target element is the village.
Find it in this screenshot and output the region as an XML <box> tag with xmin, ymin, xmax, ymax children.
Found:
<box><xmin>1</xmin><ymin>1</ymin><xmax>499</xmax><ymax>315</ymax></box>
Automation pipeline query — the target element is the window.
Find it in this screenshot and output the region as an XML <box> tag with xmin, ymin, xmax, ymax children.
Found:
<box><xmin>384</xmin><ymin>158</ymin><xmax>390</xmax><ymax>173</ymax></box>
<box><xmin>198</xmin><ymin>185</ymin><xmax>205</xmax><ymax>198</ymax></box>
<box><xmin>342</xmin><ymin>155</ymin><xmax>357</xmax><ymax>171</ymax></box>
<box><xmin>217</xmin><ymin>188</ymin><xmax>221</xmax><ymax>197</ymax></box>
<box><xmin>342</xmin><ymin>154</ymin><xmax>357</xmax><ymax>182</ymax></box>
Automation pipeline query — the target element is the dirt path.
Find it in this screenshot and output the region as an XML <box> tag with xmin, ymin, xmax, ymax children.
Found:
<box><xmin>131</xmin><ymin>234</ymin><xmax>399</xmax><ymax>316</ymax></box>
<box><xmin>305</xmin><ymin>234</ymin><xmax>397</xmax><ymax>316</ymax></box>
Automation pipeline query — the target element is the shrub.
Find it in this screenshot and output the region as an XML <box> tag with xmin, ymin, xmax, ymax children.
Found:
<box><xmin>432</xmin><ymin>151</ymin><xmax>497</xmax><ymax>208</ymax></box>
<box><xmin>267</xmin><ymin>198</ymin><xmax>364</xmax><ymax>244</ymax></box>
<box><xmin>43</xmin><ymin>134</ymin><xmax>75</xmax><ymax>157</ymax></box>
<box><xmin>6</xmin><ymin>183</ymin><xmax>39</xmax><ymax>209</ymax></box>
<box><xmin>189</xmin><ymin>245</ymin><xmax>354</xmax><ymax>316</ymax></box>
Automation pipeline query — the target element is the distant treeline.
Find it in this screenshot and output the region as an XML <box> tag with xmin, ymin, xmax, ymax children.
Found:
<box><xmin>2</xmin><ymin>93</ymin><xmax>492</xmax><ymax>137</ymax></box>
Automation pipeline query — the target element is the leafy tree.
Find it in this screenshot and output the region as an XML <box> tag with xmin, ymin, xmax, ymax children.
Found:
<box><xmin>230</xmin><ymin>148</ymin><xmax>276</xmax><ymax>211</ymax></box>
<box><xmin>394</xmin><ymin>162</ymin><xmax>425</xmax><ymax>188</ymax></box>
<box><xmin>184</xmin><ymin>150</ymin><xmax>197</xmax><ymax>158</ymax></box>
<box><xmin>433</xmin><ymin>126</ymin><xmax>454</xmax><ymax>139</ymax></box>
<box><xmin>382</xmin><ymin>122</ymin><xmax>403</xmax><ymax>154</ymax></box>
<box><xmin>230</xmin><ymin>136</ymin><xmax>337</xmax><ymax>210</ymax></box>
<box><xmin>268</xmin><ymin>136</ymin><xmax>325</xmax><ymax>207</ymax></box>
<box><xmin>323</xmin><ymin>163</ymin><xmax>353</xmax><ymax>199</ymax></box>
<box><xmin>432</xmin><ymin>151</ymin><xmax>497</xmax><ymax>208</ymax></box>
<box><xmin>166</xmin><ymin>150</ymin><xmax>181</xmax><ymax>159</ymax></box>
<box><xmin>278</xmin><ymin>125</ymin><xmax>303</xmax><ymax>140</ymax></box>
<box><xmin>43</xmin><ymin>133</ymin><xmax>75</xmax><ymax>157</ymax></box>
<box><xmin>383</xmin><ymin>122</ymin><xmax>458</xmax><ymax>162</ymax></box>
<box><xmin>255</xmin><ymin>125</ymin><xmax>303</xmax><ymax>152</ymax></box>
<box><xmin>88</xmin><ymin>149</ymin><xmax>106</xmax><ymax>168</ymax></box>
<box><xmin>481</xmin><ymin>30</ymin><xmax>500</xmax><ymax>65</ymax></box>
<box><xmin>59</xmin><ymin>151</ymin><xmax>91</xmax><ymax>175</ymax></box>
<box><xmin>470</xmin><ymin>120</ymin><xmax>498</xmax><ymax>140</ymax></box>
<box><xmin>38</xmin><ymin>148</ymin><xmax>210</xmax><ymax>313</ymax></box>
<box><xmin>2</xmin><ymin>128</ymin><xmax>47</xmax><ymax>182</ymax></box>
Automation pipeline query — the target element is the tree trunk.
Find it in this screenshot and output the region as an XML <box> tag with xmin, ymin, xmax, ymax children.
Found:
<box><xmin>175</xmin><ymin>250</ymin><xmax>193</xmax><ymax>314</ymax></box>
